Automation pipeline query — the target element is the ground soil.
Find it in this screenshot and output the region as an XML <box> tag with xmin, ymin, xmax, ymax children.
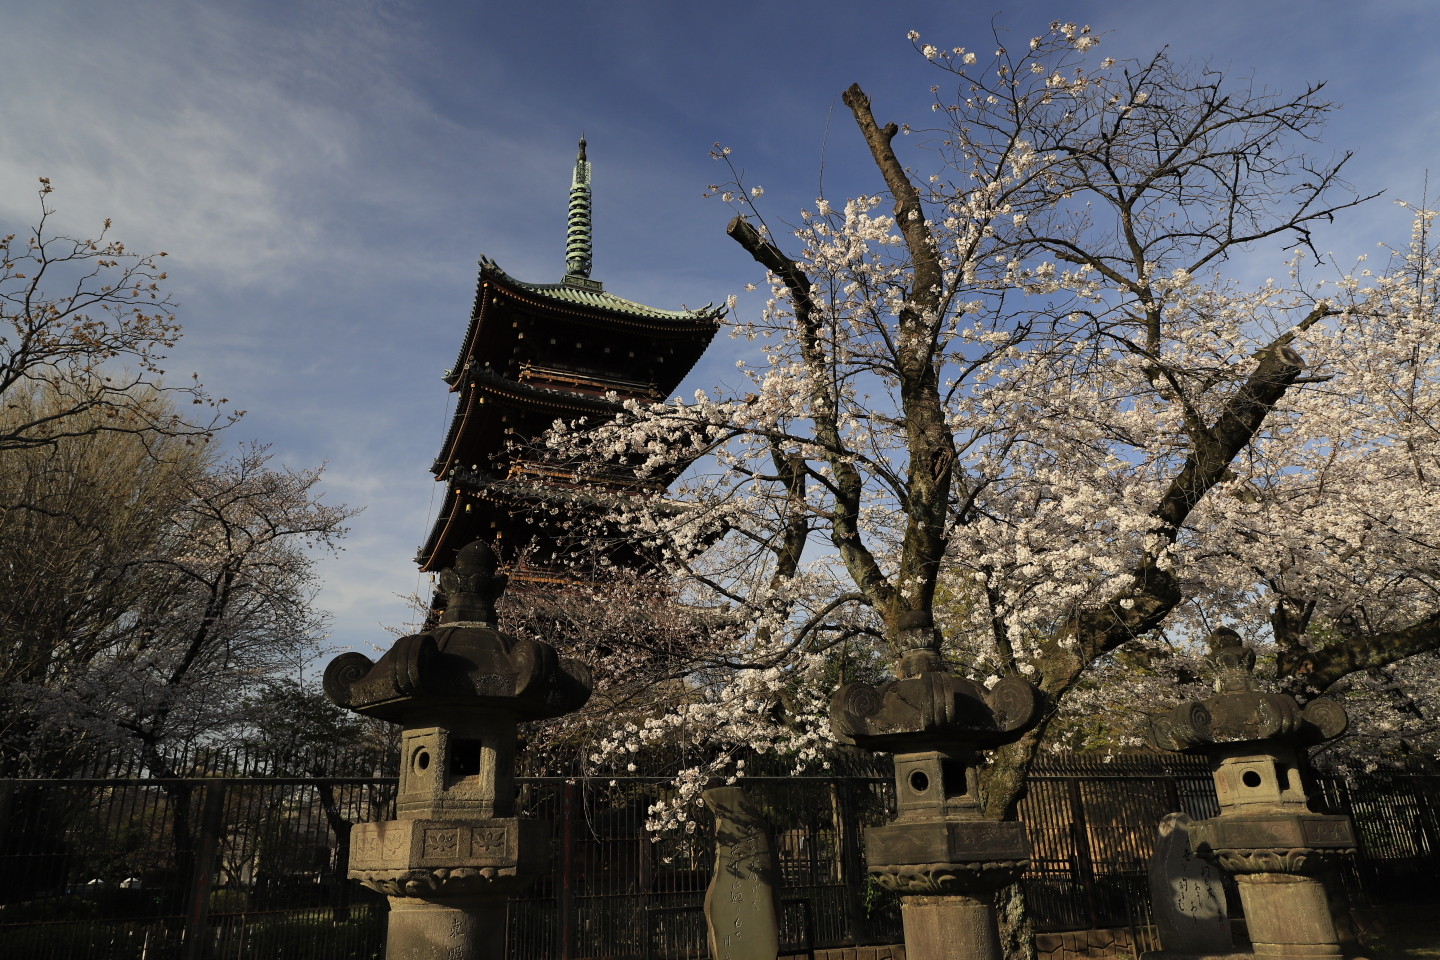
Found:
<box><xmin>1366</xmin><ymin>918</ymin><xmax>1440</xmax><ymax>959</ymax></box>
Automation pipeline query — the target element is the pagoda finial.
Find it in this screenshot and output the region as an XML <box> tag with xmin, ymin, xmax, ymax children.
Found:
<box><xmin>565</xmin><ymin>135</ymin><xmax>593</xmax><ymax>279</ymax></box>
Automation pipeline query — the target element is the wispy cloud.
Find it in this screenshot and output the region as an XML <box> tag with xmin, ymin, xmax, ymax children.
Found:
<box><xmin>3</xmin><ymin>0</ymin><xmax>1439</xmax><ymax>652</ymax></box>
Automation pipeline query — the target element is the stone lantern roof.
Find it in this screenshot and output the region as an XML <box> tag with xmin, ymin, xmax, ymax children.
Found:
<box><xmin>324</xmin><ymin>539</ymin><xmax>592</xmax><ymax>723</ymax></box>
<box><xmin>1149</xmin><ymin>628</ymin><xmax>1347</xmax><ymax>753</ymax></box>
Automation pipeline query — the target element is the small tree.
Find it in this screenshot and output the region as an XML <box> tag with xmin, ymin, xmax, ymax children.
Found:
<box><xmin>0</xmin><ymin>398</ymin><xmax>356</xmax><ymax>775</ymax></box>
<box><xmin>0</xmin><ymin>179</ymin><xmax>228</xmax><ymax>456</ymax></box>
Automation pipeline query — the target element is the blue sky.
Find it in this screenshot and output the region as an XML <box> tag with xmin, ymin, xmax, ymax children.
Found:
<box><xmin>2</xmin><ymin>0</ymin><xmax>1437</xmax><ymax>657</ymax></box>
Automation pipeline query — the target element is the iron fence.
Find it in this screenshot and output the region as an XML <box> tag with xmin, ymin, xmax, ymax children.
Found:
<box><xmin>2</xmin><ymin>746</ymin><xmax>1437</xmax><ymax>959</ymax></box>
<box><xmin>504</xmin><ymin>774</ymin><xmax>901</xmax><ymax>960</ymax></box>
<box><xmin>0</xmin><ymin>746</ymin><xmax>395</xmax><ymax>960</ymax></box>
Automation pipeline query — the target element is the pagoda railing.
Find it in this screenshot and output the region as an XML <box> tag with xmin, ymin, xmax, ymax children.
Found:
<box><xmin>518</xmin><ymin>363</ymin><xmax>658</xmax><ymax>399</ymax></box>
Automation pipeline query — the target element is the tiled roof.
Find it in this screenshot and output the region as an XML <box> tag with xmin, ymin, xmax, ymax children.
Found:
<box><xmin>479</xmin><ymin>257</ymin><xmax>725</xmax><ymax>324</ymax></box>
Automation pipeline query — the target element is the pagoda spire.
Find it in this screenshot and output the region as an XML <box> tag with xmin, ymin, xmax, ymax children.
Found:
<box><xmin>564</xmin><ymin>136</ymin><xmax>593</xmax><ymax>279</ymax></box>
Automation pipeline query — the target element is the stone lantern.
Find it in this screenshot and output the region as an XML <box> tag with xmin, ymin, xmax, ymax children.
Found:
<box><xmin>829</xmin><ymin>612</ymin><xmax>1042</xmax><ymax>960</ymax></box>
<box><xmin>1148</xmin><ymin>629</ymin><xmax>1354</xmax><ymax>960</ymax></box>
<box><xmin>323</xmin><ymin>539</ymin><xmax>592</xmax><ymax>960</ymax></box>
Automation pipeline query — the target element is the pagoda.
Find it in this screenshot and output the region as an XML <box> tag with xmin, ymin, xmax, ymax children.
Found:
<box><xmin>416</xmin><ymin>138</ymin><xmax>723</xmax><ymax>587</ymax></box>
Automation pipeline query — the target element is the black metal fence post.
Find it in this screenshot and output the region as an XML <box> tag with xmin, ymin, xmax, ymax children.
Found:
<box><xmin>1411</xmin><ymin>779</ymin><xmax>1440</xmax><ymax>865</ymax></box>
<box><xmin>559</xmin><ymin>780</ymin><xmax>576</xmax><ymax>960</ymax></box>
<box><xmin>781</xmin><ymin>897</ymin><xmax>816</xmax><ymax>960</ymax></box>
<box><xmin>317</xmin><ymin>781</ymin><xmax>354</xmax><ymax>923</ymax></box>
<box><xmin>0</xmin><ymin>779</ymin><xmax>13</xmax><ymax>854</ymax></box>
<box><xmin>182</xmin><ymin>783</ymin><xmax>226</xmax><ymax>960</ymax></box>
<box><xmin>834</xmin><ymin>778</ymin><xmax>867</xmax><ymax>945</ymax></box>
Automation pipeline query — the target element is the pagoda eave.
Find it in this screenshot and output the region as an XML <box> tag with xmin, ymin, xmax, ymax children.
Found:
<box><xmin>417</xmin><ymin>140</ymin><xmax>721</xmax><ymax>589</ymax></box>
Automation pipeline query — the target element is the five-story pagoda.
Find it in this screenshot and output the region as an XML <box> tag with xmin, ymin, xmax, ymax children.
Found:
<box><xmin>417</xmin><ymin>138</ymin><xmax>723</xmax><ymax>588</ymax></box>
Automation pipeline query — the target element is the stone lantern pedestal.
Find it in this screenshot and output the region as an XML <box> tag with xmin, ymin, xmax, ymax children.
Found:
<box><xmin>830</xmin><ymin>615</ymin><xmax>1042</xmax><ymax>960</ymax></box>
<box><xmin>324</xmin><ymin>540</ymin><xmax>592</xmax><ymax>960</ymax></box>
<box><xmin>1148</xmin><ymin>630</ymin><xmax>1353</xmax><ymax>960</ymax></box>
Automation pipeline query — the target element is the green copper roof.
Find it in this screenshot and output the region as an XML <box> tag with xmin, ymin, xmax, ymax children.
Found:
<box><xmin>477</xmin><ymin>256</ymin><xmax>724</xmax><ymax>323</ymax></box>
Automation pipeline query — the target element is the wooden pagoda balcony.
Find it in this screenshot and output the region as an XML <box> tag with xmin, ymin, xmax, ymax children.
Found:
<box><xmin>517</xmin><ymin>363</ymin><xmax>659</xmax><ymax>399</ymax></box>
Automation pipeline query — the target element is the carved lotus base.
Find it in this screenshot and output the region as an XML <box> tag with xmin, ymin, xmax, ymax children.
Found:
<box><xmin>354</xmin><ymin>865</ymin><xmax>538</xmax><ymax>899</ymax></box>
<box><xmin>1187</xmin><ymin>812</ymin><xmax>1355</xmax><ymax>876</ymax></box>
<box><xmin>1209</xmin><ymin>847</ymin><xmax>1354</xmax><ymax>875</ymax></box>
<box><xmin>870</xmin><ymin>859</ymin><xmax>1029</xmax><ymax>896</ymax></box>
<box><xmin>865</xmin><ymin>818</ymin><xmax>1030</xmax><ymax>896</ymax></box>
<box><xmin>349</xmin><ymin>817</ymin><xmax>550</xmax><ymax>900</ymax></box>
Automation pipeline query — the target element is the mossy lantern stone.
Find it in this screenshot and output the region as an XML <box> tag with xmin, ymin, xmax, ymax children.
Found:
<box><xmin>1146</xmin><ymin>630</ymin><xmax>1353</xmax><ymax>960</ymax></box>
<box><xmin>829</xmin><ymin>612</ymin><xmax>1043</xmax><ymax>960</ymax></box>
<box><xmin>324</xmin><ymin>539</ymin><xmax>591</xmax><ymax>960</ymax></box>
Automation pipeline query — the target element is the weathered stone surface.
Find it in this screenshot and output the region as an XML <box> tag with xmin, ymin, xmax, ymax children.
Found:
<box><xmin>1145</xmin><ymin>630</ymin><xmax>1354</xmax><ymax>960</ymax></box>
<box><xmin>805</xmin><ymin>948</ymin><xmax>905</xmax><ymax>960</ymax></box>
<box><xmin>832</xmin><ymin>671</ymin><xmax>1041</xmax><ymax>752</ymax></box>
<box><xmin>703</xmin><ymin>787</ymin><xmax>780</xmax><ymax>960</ymax></box>
<box><xmin>322</xmin><ymin>543</ymin><xmax>591</xmax><ymax>725</ymax></box>
<box><xmin>1186</xmin><ymin>811</ymin><xmax>1355</xmax><ymax>876</ymax></box>
<box><xmin>395</xmin><ymin>720</ymin><xmax>520</xmax><ymax>821</ymax></box>
<box><xmin>324</xmin><ymin>539</ymin><xmax>593</xmax><ymax>960</ymax></box>
<box><xmin>1148</xmin><ymin>813</ymin><xmax>1232</xmax><ymax>954</ymax></box>
<box><xmin>867</xmin><ymin>820</ymin><xmax>1030</xmax><ymax>865</ymax></box>
<box><xmin>899</xmin><ymin>895</ymin><xmax>1001</xmax><ymax>960</ymax></box>
<box><xmin>348</xmin><ymin>818</ymin><xmax>551</xmax><ymax>899</ymax></box>
<box><xmin>829</xmin><ymin>612</ymin><xmax>1043</xmax><ymax>960</ymax></box>
<box><xmin>384</xmin><ymin>898</ymin><xmax>507</xmax><ymax>960</ymax></box>
<box><xmin>1147</xmin><ymin>632</ymin><xmax>1346</xmax><ymax>760</ymax></box>
<box><xmin>351</xmin><ymin>817</ymin><xmax>547</xmax><ymax>870</ymax></box>
<box><xmin>867</xmin><ymin>819</ymin><xmax>1029</xmax><ymax>896</ymax></box>
<box><xmin>1237</xmin><ymin>873</ymin><xmax>1341</xmax><ymax>960</ymax></box>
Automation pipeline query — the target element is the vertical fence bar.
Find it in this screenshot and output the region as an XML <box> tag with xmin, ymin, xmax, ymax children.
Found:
<box><xmin>833</xmin><ymin>779</ymin><xmax>866</xmax><ymax>946</ymax></box>
<box><xmin>182</xmin><ymin>784</ymin><xmax>226</xmax><ymax>960</ymax></box>
<box><xmin>318</xmin><ymin>782</ymin><xmax>355</xmax><ymax>924</ymax></box>
<box><xmin>1164</xmin><ymin>777</ymin><xmax>1181</xmax><ymax>814</ymax></box>
<box><xmin>1412</xmin><ymin>779</ymin><xmax>1440</xmax><ymax>865</ymax></box>
<box><xmin>0</xmin><ymin>780</ymin><xmax>13</xmax><ymax>854</ymax></box>
<box><xmin>559</xmin><ymin>780</ymin><xmax>576</xmax><ymax>960</ymax></box>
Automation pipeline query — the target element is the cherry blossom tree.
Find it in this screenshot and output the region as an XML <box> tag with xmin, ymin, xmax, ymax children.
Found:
<box><xmin>496</xmin><ymin>25</ymin><xmax>1440</xmax><ymax>956</ymax></box>
<box><xmin>534</xmin><ymin>21</ymin><xmax>1368</xmax><ymax>806</ymax></box>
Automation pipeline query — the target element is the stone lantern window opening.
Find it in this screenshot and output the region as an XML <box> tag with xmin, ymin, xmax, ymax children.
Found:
<box><xmin>1147</xmin><ymin>628</ymin><xmax>1355</xmax><ymax>960</ymax></box>
<box><xmin>828</xmin><ymin>609</ymin><xmax>1043</xmax><ymax>960</ymax></box>
<box><xmin>322</xmin><ymin>537</ymin><xmax>592</xmax><ymax>960</ymax></box>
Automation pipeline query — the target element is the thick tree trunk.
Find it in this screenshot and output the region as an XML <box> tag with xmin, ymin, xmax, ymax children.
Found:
<box><xmin>1278</xmin><ymin>609</ymin><xmax>1440</xmax><ymax>691</ymax></box>
<box><xmin>995</xmin><ymin>882</ymin><xmax>1036</xmax><ymax>960</ymax></box>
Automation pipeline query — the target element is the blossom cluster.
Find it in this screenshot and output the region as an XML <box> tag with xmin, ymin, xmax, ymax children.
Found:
<box><xmin>514</xmin><ymin>26</ymin><xmax>1440</xmax><ymax>818</ymax></box>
